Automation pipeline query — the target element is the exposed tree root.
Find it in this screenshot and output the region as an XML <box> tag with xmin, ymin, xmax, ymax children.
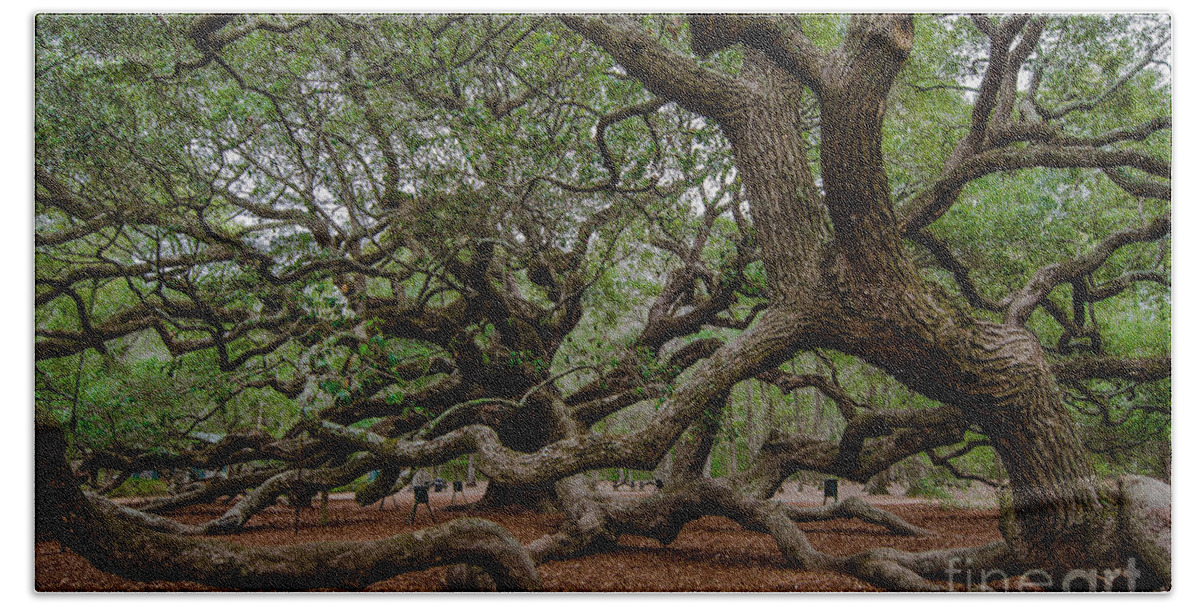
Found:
<box><xmin>40</xmin><ymin>395</ymin><xmax>1170</xmax><ymax>592</ymax></box>
<box><xmin>781</xmin><ymin>496</ymin><xmax>935</xmax><ymax>537</ymax></box>
<box><xmin>526</xmin><ymin>471</ymin><xmax>1168</xmax><ymax>591</ymax></box>
<box><xmin>183</xmin><ymin>454</ymin><xmax>385</xmax><ymax>534</ymax></box>
<box><xmin>130</xmin><ymin>470</ymin><xmax>276</xmax><ymax>514</ymax></box>
<box><xmin>522</xmin><ymin>475</ymin><xmax>969</xmax><ymax>590</ymax></box>
<box><xmin>37</xmin><ymin>410</ymin><xmax>541</xmax><ymax>591</ymax></box>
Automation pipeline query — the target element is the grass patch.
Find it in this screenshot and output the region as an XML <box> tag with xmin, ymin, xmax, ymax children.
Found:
<box><xmin>108</xmin><ymin>477</ymin><xmax>169</xmax><ymax>498</ymax></box>
<box><xmin>905</xmin><ymin>477</ymin><xmax>952</xmax><ymax>500</ymax></box>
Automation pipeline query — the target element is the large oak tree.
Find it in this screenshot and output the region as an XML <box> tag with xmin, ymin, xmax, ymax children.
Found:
<box><xmin>36</xmin><ymin>13</ymin><xmax>1170</xmax><ymax>590</ymax></box>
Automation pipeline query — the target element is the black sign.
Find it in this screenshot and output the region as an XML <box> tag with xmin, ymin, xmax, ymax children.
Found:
<box><xmin>413</xmin><ymin>484</ymin><xmax>430</xmax><ymax>504</ymax></box>
<box><xmin>407</xmin><ymin>483</ymin><xmax>437</xmax><ymax>525</ymax></box>
<box><xmin>823</xmin><ymin>479</ymin><xmax>838</xmax><ymax>501</ymax></box>
<box><xmin>453</xmin><ymin>480</ymin><xmax>464</xmax><ymax>492</ymax></box>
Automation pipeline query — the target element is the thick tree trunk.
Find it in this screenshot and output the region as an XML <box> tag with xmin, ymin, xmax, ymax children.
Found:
<box><xmin>971</xmin><ymin>345</ymin><xmax>1116</xmax><ymax>575</ymax></box>
<box><xmin>829</xmin><ymin>297</ymin><xmax>1150</xmax><ymax>581</ymax></box>
<box><xmin>473</xmin><ymin>392</ymin><xmax>569</xmax><ymax>511</ymax></box>
<box><xmin>721</xmin><ymin>24</ymin><xmax>1138</xmax><ymax>579</ymax></box>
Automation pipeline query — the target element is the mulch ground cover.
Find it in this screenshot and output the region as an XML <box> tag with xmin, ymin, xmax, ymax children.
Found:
<box><xmin>35</xmin><ymin>491</ymin><xmax>1002</xmax><ymax>592</ymax></box>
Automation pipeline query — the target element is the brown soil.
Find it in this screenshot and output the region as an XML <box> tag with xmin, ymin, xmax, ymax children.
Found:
<box><xmin>35</xmin><ymin>488</ymin><xmax>1002</xmax><ymax>592</ymax></box>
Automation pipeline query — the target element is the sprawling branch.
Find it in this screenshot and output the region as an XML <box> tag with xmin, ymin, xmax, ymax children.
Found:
<box><xmin>688</xmin><ymin>15</ymin><xmax>826</xmax><ymax>92</ymax></box>
<box><xmin>1104</xmin><ymin>168</ymin><xmax>1171</xmax><ymax>201</ymax></box>
<box><xmin>927</xmin><ymin>440</ymin><xmax>1002</xmax><ymax>487</ymax></box>
<box><xmin>911</xmin><ymin>229</ymin><xmax>1006</xmax><ymax>311</ymax></box>
<box><xmin>901</xmin><ymin>147</ymin><xmax>1170</xmax><ymax>235</ymax></box>
<box><xmin>1034</xmin><ymin>36</ymin><xmax>1169</xmax><ymax>120</ymax></box>
<box><xmin>37</xmin><ymin>409</ymin><xmax>541</xmax><ymax>590</ymax></box>
<box><xmin>1052</xmin><ymin>355</ymin><xmax>1170</xmax><ymax>383</ymax></box>
<box><xmin>1007</xmin><ymin>214</ymin><xmax>1170</xmax><ymax>324</ymax></box>
<box><xmin>756</xmin><ymin>367</ymin><xmax>861</xmax><ymax>421</ymax></box>
<box><xmin>561</xmin><ymin>15</ymin><xmax>750</xmax><ymax>125</ymax></box>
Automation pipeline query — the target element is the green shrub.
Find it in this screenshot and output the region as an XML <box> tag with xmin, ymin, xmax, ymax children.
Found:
<box><xmin>905</xmin><ymin>477</ymin><xmax>951</xmax><ymax>500</ymax></box>
<box><xmin>108</xmin><ymin>477</ymin><xmax>169</xmax><ymax>498</ymax></box>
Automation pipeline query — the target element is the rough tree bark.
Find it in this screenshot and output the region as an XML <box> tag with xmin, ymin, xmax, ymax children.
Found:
<box><xmin>35</xmin><ymin>13</ymin><xmax>1170</xmax><ymax>592</ymax></box>
<box><xmin>564</xmin><ymin>13</ymin><xmax>1170</xmax><ymax>587</ymax></box>
<box><xmin>36</xmin><ymin>409</ymin><xmax>541</xmax><ymax>591</ymax></box>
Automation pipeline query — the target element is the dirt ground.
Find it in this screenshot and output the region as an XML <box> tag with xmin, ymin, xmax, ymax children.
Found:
<box><xmin>35</xmin><ymin>483</ymin><xmax>1003</xmax><ymax>592</ymax></box>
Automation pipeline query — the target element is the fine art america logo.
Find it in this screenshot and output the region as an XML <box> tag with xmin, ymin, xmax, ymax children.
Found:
<box><xmin>946</xmin><ymin>558</ymin><xmax>1143</xmax><ymax>591</ymax></box>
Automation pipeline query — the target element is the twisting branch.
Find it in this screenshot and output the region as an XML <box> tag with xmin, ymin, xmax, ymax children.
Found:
<box><xmin>834</xmin><ymin>406</ymin><xmax>964</xmax><ymax>476</ymax></box>
<box><xmin>1104</xmin><ymin>167</ymin><xmax>1171</xmax><ymax>201</ymax></box>
<box><xmin>1052</xmin><ymin>355</ymin><xmax>1171</xmax><ymax>384</ymax></box>
<box><xmin>911</xmin><ymin>229</ymin><xmax>1007</xmax><ymax>312</ymax></box>
<box><xmin>543</xmin><ymin>97</ymin><xmax>667</xmax><ymax>193</ymax></box>
<box><xmin>927</xmin><ymin>440</ymin><xmax>1002</xmax><ymax>487</ymax></box>
<box><xmin>756</xmin><ymin>367</ymin><xmax>861</xmax><ymax>421</ymax></box>
<box><xmin>896</xmin><ymin>14</ymin><xmax>1169</xmax><ymax>238</ymax></box>
<box><xmin>1033</xmin><ymin>35</ymin><xmax>1170</xmax><ymax>120</ymax></box>
<box><xmin>1007</xmin><ymin>214</ymin><xmax>1170</xmax><ymax>324</ymax></box>
<box><xmin>560</xmin><ymin>15</ymin><xmax>750</xmax><ymax>125</ymax></box>
<box><xmin>900</xmin><ymin>147</ymin><xmax>1170</xmax><ymax>235</ymax></box>
<box><xmin>1088</xmin><ymin>270</ymin><xmax>1170</xmax><ymax>301</ymax></box>
<box><xmin>688</xmin><ymin>15</ymin><xmax>827</xmax><ymax>93</ymax></box>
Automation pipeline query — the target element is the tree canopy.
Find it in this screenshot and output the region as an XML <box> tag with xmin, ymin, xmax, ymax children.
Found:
<box><xmin>35</xmin><ymin>13</ymin><xmax>1170</xmax><ymax>591</ymax></box>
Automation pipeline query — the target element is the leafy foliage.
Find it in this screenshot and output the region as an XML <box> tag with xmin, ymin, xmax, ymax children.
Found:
<box><xmin>35</xmin><ymin>13</ymin><xmax>1168</xmax><ymax>508</ymax></box>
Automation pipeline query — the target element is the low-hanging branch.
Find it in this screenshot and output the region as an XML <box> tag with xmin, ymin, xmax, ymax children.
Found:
<box><xmin>1052</xmin><ymin>355</ymin><xmax>1171</xmax><ymax>384</ymax></box>
<box><xmin>38</xmin><ymin>410</ymin><xmax>540</xmax><ymax>590</ymax></box>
